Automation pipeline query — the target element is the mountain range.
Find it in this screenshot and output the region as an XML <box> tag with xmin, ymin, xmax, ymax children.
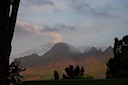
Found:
<box><xmin>15</xmin><ymin>42</ymin><xmax>113</xmax><ymax>80</ymax></box>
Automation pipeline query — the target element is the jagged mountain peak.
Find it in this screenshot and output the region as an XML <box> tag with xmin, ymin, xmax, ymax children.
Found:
<box><xmin>88</xmin><ymin>47</ymin><xmax>98</xmax><ymax>53</ymax></box>
<box><xmin>106</xmin><ymin>46</ymin><xmax>113</xmax><ymax>50</ymax></box>
<box><xmin>82</xmin><ymin>47</ymin><xmax>104</xmax><ymax>57</ymax></box>
<box><xmin>50</xmin><ymin>42</ymin><xmax>81</xmax><ymax>54</ymax></box>
<box><xmin>104</xmin><ymin>46</ymin><xmax>113</xmax><ymax>54</ymax></box>
<box><xmin>15</xmin><ymin>44</ymin><xmax>113</xmax><ymax>68</ymax></box>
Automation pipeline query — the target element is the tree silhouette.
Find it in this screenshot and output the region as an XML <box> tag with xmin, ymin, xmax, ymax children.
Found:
<box><xmin>7</xmin><ymin>61</ymin><xmax>26</xmax><ymax>85</ymax></box>
<box><xmin>62</xmin><ymin>65</ymin><xmax>85</xmax><ymax>79</ymax></box>
<box><xmin>0</xmin><ymin>0</ymin><xmax>20</xmax><ymax>85</ymax></box>
<box><xmin>54</xmin><ymin>70</ymin><xmax>59</xmax><ymax>80</ymax></box>
<box><xmin>106</xmin><ymin>35</ymin><xmax>128</xmax><ymax>78</ymax></box>
<box><xmin>54</xmin><ymin>65</ymin><xmax>93</xmax><ymax>80</ymax></box>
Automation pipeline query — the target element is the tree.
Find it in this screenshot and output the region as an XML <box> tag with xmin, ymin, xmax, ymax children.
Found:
<box><xmin>106</xmin><ymin>35</ymin><xmax>128</xmax><ymax>78</ymax></box>
<box><xmin>0</xmin><ymin>0</ymin><xmax>20</xmax><ymax>85</ymax></box>
<box><xmin>62</xmin><ymin>65</ymin><xmax>85</xmax><ymax>79</ymax></box>
<box><xmin>53</xmin><ymin>70</ymin><xmax>59</xmax><ymax>80</ymax></box>
<box><xmin>7</xmin><ymin>61</ymin><xmax>26</xmax><ymax>85</ymax></box>
<box><xmin>54</xmin><ymin>65</ymin><xmax>93</xmax><ymax>80</ymax></box>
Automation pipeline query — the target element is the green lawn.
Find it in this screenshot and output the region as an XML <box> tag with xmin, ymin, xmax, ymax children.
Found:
<box><xmin>22</xmin><ymin>79</ymin><xmax>128</xmax><ymax>85</ymax></box>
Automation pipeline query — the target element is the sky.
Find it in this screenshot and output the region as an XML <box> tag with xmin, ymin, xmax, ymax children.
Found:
<box><xmin>11</xmin><ymin>0</ymin><xmax>128</xmax><ymax>61</ymax></box>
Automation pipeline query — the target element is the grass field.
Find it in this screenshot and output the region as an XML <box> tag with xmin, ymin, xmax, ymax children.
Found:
<box><xmin>22</xmin><ymin>79</ymin><xmax>128</xmax><ymax>85</ymax></box>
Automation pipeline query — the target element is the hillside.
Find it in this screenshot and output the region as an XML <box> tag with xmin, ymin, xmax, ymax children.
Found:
<box><xmin>15</xmin><ymin>42</ymin><xmax>113</xmax><ymax>80</ymax></box>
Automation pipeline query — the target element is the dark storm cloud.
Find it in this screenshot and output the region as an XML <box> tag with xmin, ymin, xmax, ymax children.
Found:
<box><xmin>71</xmin><ymin>0</ymin><xmax>91</xmax><ymax>12</ymax></box>
<box><xmin>56</xmin><ymin>24</ymin><xmax>76</xmax><ymax>31</ymax></box>
<box><xmin>41</xmin><ymin>24</ymin><xmax>76</xmax><ymax>33</ymax></box>
<box><xmin>42</xmin><ymin>25</ymin><xmax>59</xmax><ymax>32</ymax></box>
<box><xmin>22</xmin><ymin>0</ymin><xmax>55</xmax><ymax>6</ymax></box>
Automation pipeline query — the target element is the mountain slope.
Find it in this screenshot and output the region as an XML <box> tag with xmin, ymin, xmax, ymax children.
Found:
<box><xmin>38</xmin><ymin>42</ymin><xmax>82</xmax><ymax>65</ymax></box>
<box><xmin>16</xmin><ymin>42</ymin><xmax>82</xmax><ymax>67</ymax></box>
<box><xmin>15</xmin><ymin>42</ymin><xmax>113</xmax><ymax>80</ymax></box>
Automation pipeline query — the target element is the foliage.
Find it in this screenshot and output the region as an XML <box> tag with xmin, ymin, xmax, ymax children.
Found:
<box><xmin>106</xmin><ymin>35</ymin><xmax>128</xmax><ymax>78</ymax></box>
<box><xmin>53</xmin><ymin>65</ymin><xmax>94</xmax><ymax>80</ymax></box>
<box><xmin>7</xmin><ymin>61</ymin><xmax>26</xmax><ymax>85</ymax></box>
<box><xmin>62</xmin><ymin>65</ymin><xmax>85</xmax><ymax>79</ymax></box>
<box><xmin>54</xmin><ymin>70</ymin><xmax>59</xmax><ymax>80</ymax></box>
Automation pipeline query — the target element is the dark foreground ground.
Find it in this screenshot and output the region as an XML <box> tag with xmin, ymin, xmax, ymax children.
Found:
<box><xmin>22</xmin><ymin>79</ymin><xmax>128</xmax><ymax>85</ymax></box>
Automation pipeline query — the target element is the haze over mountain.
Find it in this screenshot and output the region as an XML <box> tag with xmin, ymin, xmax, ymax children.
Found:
<box><xmin>18</xmin><ymin>43</ymin><xmax>54</xmax><ymax>57</ymax></box>
<box><xmin>15</xmin><ymin>42</ymin><xmax>113</xmax><ymax>69</ymax></box>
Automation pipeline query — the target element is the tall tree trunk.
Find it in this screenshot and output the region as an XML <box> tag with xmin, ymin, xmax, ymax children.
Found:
<box><xmin>0</xmin><ymin>0</ymin><xmax>20</xmax><ymax>85</ymax></box>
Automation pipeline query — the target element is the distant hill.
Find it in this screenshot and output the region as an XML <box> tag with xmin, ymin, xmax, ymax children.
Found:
<box><xmin>15</xmin><ymin>42</ymin><xmax>113</xmax><ymax>80</ymax></box>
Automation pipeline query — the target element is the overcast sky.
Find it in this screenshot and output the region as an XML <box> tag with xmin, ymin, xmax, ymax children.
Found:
<box><xmin>11</xmin><ymin>0</ymin><xmax>128</xmax><ymax>60</ymax></box>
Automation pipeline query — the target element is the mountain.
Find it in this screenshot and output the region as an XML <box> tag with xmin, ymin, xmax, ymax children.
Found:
<box><xmin>82</xmin><ymin>46</ymin><xmax>113</xmax><ymax>57</ymax></box>
<box><xmin>48</xmin><ymin>42</ymin><xmax>81</xmax><ymax>54</ymax></box>
<box><xmin>82</xmin><ymin>47</ymin><xmax>103</xmax><ymax>57</ymax></box>
<box><xmin>49</xmin><ymin>42</ymin><xmax>69</xmax><ymax>52</ymax></box>
<box><xmin>15</xmin><ymin>42</ymin><xmax>82</xmax><ymax>67</ymax></box>
<box><xmin>104</xmin><ymin>46</ymin><xmax>113</xmax><ymax>55</ymax></box>
<box><xmin>15</xmin><ymin>42</ymin><xmax>113</xmax><ymax>80</ymax></box>
<box><xmin>38</xmin><ymin>42</ymin><xmax>82</xmax><ymax>65</ymax></box>
<box><xmin>15</xmin><ymin>54</ymin><xmax>40</xmax><ymax>67</ymax></box>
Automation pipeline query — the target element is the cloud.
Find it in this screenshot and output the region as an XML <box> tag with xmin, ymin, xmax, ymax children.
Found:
<box><xmin>41</xmin><ymin>25</ymin><xmax>59</xmax><ymax>32</ymax></box>
<box><xmin>41</xmin><ymin>24</ymin><xmax>77</xmax><ymax>43</ymax></box>
<box><xmin>16</xmin><ymin>1</ymin><xmax>128</xmax><ymax>46</ymax></box>
<box><xmin>19</xmin><ymin>0</ymin><xmax>56</xmax><ymax>14</ymax></box>
<box><xmin>71</xmin><ymin>0</ymin><xmax>91</xmax><ymax>12</ymax></box>
<box><xmin>15</xmin><ymin>20</ymin><xmax>40</xmax><ymax>37</ymax></box>
<box><xmin>11</xmin><ymin>0</ymin><xmax>128</xmax><ymax>62</ymax></box>
<box><xmin>41</xmin><ymin>24</ymin><xmax>76</xmax><ymax>33</ymax></box>
<box><xmin>56</xmin><ymin>24</ymin><xmax>76</xmax><ymax>31</ymax></box>
<box><xmin>15</xmin><ymin>20</ymin><xmax>63</xmax><ymax>43</ymax></box>
<box><xmin>43</xmin><ymin>32</ymin><xmax>63</xmax><ymax>43</ymax></box>
<box><xmin>12</xmin><ymin>20</ymin><xmax>65</xmax><ymax>60</ymax></box>
<box><xmin>22</xmin><ymin>0</ymin><xmax>54</xmax><ymax>6</ymax></box>
<box><xmin>70</xmin><ymin>0</ymin><xmax>117</xmax><ymax>18</ymax></box>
